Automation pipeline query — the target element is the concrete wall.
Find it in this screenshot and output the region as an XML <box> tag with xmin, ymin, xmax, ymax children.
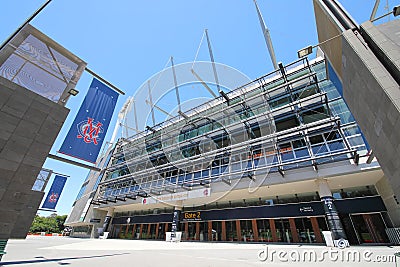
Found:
<box><xmin>10</xmin><ymin>190</ymin><xmax>44</xmax><ymax>238</ymax></box>
<box><xmin>0</xmin><ymin>76</ymin><xmax>69</xmax><ymax>239</ymax></box>
<box><xmin>341</xmin><ymin>20</ymin><xmax>400</xmax><ymax>227</ymax></box>
<box><xmin>375</xmin><ymin>175</ymin><xmax>400</xmax><ymax>227</ymax></box>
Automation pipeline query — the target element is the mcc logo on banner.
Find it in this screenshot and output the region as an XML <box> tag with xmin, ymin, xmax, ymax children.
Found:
<box><xmin>59</xmin><ymin>78</ymin><xmax>119</xmax><ymax>163</ymax></box>
<box><xmin>41</xmin><ymin>175</ymin><xmax>67</xmax><ymax>210</ymax></box>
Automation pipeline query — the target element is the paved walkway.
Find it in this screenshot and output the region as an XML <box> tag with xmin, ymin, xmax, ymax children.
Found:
<box><xmin>1</xmin><ymin>236</ymin><xmax>399</xmax><ymax>266</ymax></box>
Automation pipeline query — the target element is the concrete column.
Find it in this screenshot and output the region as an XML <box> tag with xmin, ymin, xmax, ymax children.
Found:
<box><xmin>221</xmin><ymin>221</ymin><xmax>226</xmax><ymax>241</ymax></box>
<box><xmin>102</xmin><ymin>207</ymin><xmax>114</xmax><ymax>232</ymax></box>
<box><xmin>155</xmin><ymin>223</ymin><xmax>159</xmax><ymax>239</ymax></box>
<box><xmin>124</xmin><ymin>224</ymin><xmax>129</xmax><ymax>236</ymax></box>
<box><xmin>310</xmin><ymin>217</ymin><xmax>323</xmax><ymax>243</ymax></box>
<box><xmin>118</xmin><ymin>225</ymin><xmax>122</xmax><ymax>238</ymax></box>
<box><xmin>375</xmin><ymin>176</ymin><xmax>400</xmax><ymax>227</ymax></box>
<box><xmin>316</xmin><ymin>179</ymin><xmax>347</xmax><ymax>240</ymax></box>
<box><xmin>269</xmin><ymin>219</ymin><xmax>278</xmax><ymax>242</ymax></box>
<box><xmin>195</xmin><ymin>222</ymin><xmax>200</xmax><ymax>241</ymax></box>
<box><xmin>235</xmin><ymin>220</ymin><xmax>242</xmax><ymax>241</ymax></box>
<box><xmin>184</xmin><ymin>222</ymin><xmax>189</xmax><ymax>240</ymax></box>
<box><xmin>171</xmin><ymin>205</ymin><xmax>182</xmax><ymax>239</ymax></box>
<box><xmin>252</xmin><ymin>219</ymin><xmax>259</xmax><ymax>242</ymax></box>
<box><xmin>147</xmin><ymin>224</ymin><xmax>151</xmax><ymax>238</ymax></box>
<box><xmin>132</xmin><ymin>224</ymin><xmax>137</xmax><ymax>239</ymax></box>
<box><xmin>208</xmin><ymin>221</ymin><xmax>212</xmax><ymax>241</ymax></box>
<box><xmin>139</xmin><ymin>224</ymin><xmax>143</xmax><ymax>239</ymax></box>
<box><xmin>289</xmin><ymin>218</ymin><xmax>299</xmax><ymax>243</ymax></box>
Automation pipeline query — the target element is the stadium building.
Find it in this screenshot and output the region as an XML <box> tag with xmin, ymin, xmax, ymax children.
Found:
<box><xmin>66</xmin><ymin>56</ymin><xmax>395</xmax><ymax>245</ymax></box>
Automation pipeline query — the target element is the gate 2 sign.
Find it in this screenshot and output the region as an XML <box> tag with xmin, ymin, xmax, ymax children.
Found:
<box><xmin>182</xmin><ymin>211</ymin><xmax>202</xmax><ymax>221</ymax></box>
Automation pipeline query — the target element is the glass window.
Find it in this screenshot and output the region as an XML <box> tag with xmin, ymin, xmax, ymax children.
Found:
<box><xmin>293</xmin><ymin>84</ymin><xmax>318</xmax><ymax>100</ymax></box>
<box><xmin>324</xmin><ymin>131</ymin><xmax>340</xmax><ymax>141</ymax></box>
<box><xmin>281</xmin><ymin>150</ymin><xmax>295</xmax><ymax>162</ymax></box>
<box><xmin>327</xmin><ymin>141</ymin><xmax>345</xmax><ymax>152</ymax></box>
<box><xmin>211</xmin><ymin>167</ymin><xmax>220</xmax><ymax>176</ymax></box>
<box><xmin>347</xmin><ymin>136</ymin><xmax>365</xmax><ymax>147</ymax></box>
<box><xmin>193</xmin><ymin>171</ymin><xmax>201</xmax><ymax>180</ymax></box>
<box><xmin>212</xmin><ymin>221</ymin><xmax>223</xmax><ymax>241</ymax></box>
<box><xmin>257</xmin><ymin>219</ymin><xmax>273</xmax><ymax>242</ymax></box>
<box><xmin>320</xmin><ymin>83</ymin><xmax>341</xmax><ymax>99</ymax></box>
<box><xmin>312</xmin><ymin>144</ymin><xmax>328</xmax><ymax>155</ymax></box>
<box><xmin>275</xmin><ymin>219</ymin><xmax>292</xmax><ymax>242</ymax></box>
<box><xmin>309</xmin><ymin>134</ymin><xmax>324</xmax><ymax>144</ymax></box>
<box><xmin>226</xmin><ymin>221</ymin><xmax>238</xmax><ymax>241</ymax></box>
<box><xmin>329</xmin><ymin>100</ymin><xmax>355</xmax><ymax>124</ymax></box>
<box><xmin>268</xmin><ymin>95</ymin><xmax>291</xmax><ymax>109</ymax></box>
<box><xmin>200</xmin><ymin>168</ymin><xmax>208</xmax><ymax>178</ymax></box>
<box><xmin>343</xmin><ymin>125</ymin><xmax>361</xmax><ymax>136</ymax></box>
<box><xmin>295</xmin><ymin>218</ymin><xmax>317</xmax><ymax>243</ymax></box>
<box><xmin>275</xmin><ymin>115</ymin><xmax>299</xmax><ymax>132</ymax></box>
<box><xmin>294</xmin><ymin>148</ymin><xmax>310</xmax><ymax>158</ymax></box>
<box><xmin>184</xmin><ymin>174</ymin><xmax>192</xmax><ymax>183</ymax></box>
<box><xmin>240</xmin><ymin>220</ymin><xmax>254</xmax><ymax>242</ymax></box>
<box><xmin>301</xmin><ymin>106</ymin><xmax>329</xmax><ymax>124</ymax></box>
<box><xmin>292</xmin><ymin>139</ymin><xmax>306</xmax><ymax>148</ymax></box>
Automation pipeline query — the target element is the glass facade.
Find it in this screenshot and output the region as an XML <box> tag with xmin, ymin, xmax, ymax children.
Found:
<box><xmin>93</xmin><ymin>58</ymin><xmax>368</xmax><ymax>203</ymax></box>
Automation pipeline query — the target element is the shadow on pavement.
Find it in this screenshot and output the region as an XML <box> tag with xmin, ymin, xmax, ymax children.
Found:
<box><xmin>0</xmin><ymin>253</ymin><xmax>130</xmax><ymax>266</ymax></box>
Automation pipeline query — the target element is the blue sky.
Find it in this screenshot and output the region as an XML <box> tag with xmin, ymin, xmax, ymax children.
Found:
<box><xmin>1</xmin><ymin>0</ymin><xmax>398</xmax><ymax>216</ymax></box>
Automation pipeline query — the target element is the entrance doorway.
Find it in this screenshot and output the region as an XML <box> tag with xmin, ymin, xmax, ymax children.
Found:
<box><xmin>340</xmin><ymin>213</ymin><xmax>390</xmax><ymax>244</ymax></box>
<box><xmin>275</xmin><ymin>219</ymin><xmax>292</xmax><ymax>242</ymax></box>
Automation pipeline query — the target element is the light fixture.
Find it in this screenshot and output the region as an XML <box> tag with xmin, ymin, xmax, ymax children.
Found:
<box><xmin>146</xmin><ymin>125</ymin><xmax>157</xmax><ymax>133</ymax></box>
<box><xmin>219</xmin><ymin>90</ymin><xmax>230</xmax><ymax>103</ymax></box>
<box><xmin>116</xmin><ymin>196</ymin><xmax>126</xmax><ymax>202</ymax></box>
<box><xmin>354</xmin><ymin>152</ymin><xmax>360</xmax><ymax>165</ymax></box>
<box><xmin>182</xmin><ymin>184</ymin><xmax>192</xmax><ymax>191</ymax></box>
<box><xmin>199</xmin><ymin>181</ymin><xmax>210</xmax><ymax>187</ymax></box>
<box><xmin>222</xmin><ymin>178</ymin><xmax>231</xmax><ymax>185</ymax></box>
<box><xmin>297</xmin><ymin>45</ymin><xmax>313</xmax><ymax>58</ymax></box>
<box><xmin>247</xmin><ymin>172</ymin><xmax>255</xmax><ymax>181</ymax></box>
<box><xmin>164</xmin><ymin>188</ymin><xmax>176</xmax><ymax>193</ymax></box>
<box><xmin>297</xmin><ymin>32</ymin><xmax>343</xmax><ymax>59</ymax></box>
<box><xmin>150</xmin><ymin>189</ymin><xmax>162</xmax><ymax>195</ymax></box>
<box><xmin>126</xmin><ymin>194</ymin><xmax>137</xmax><ymax>200</ymax></box>
<box><xmin>106</xmin><ymin>197</ymin><xmax>116</xmax><ymax>203</ymax></box>
<box><xmin>371</xmin><ymin>5</ymin><xmax>400</xmax><ymax>22</ymax></box>
<box><xmin>366</xmin><ymin>150</ymin><xmax>375</xmax><ymax>164</ymax></box>
<box><xmin>278</xmin><ymin>166</ymin><xmax>284</xmax><ymax>177</ymax></box>
<box><xmin>68</xmin><ymin>88</ymin><xmax>79</xmax><ymax>96</ymax></box>
<box><xmin>178</xmin><ymin>110</ymin><xmax>189</xmax><ymax>120</ymax></box>
<box><xmin>312</xmin><ymin>161</ymin><xmax>318</xmax><ymax>172</ymax></box>
<box><xmin>137</xmin><ymin>191</ymin><xmax>148</xmax><ymax>198</ymax></box>
<box><xmin>393</xmin><ymin>5</ymin><xmax>400</xmax><ymax>17</ymax></box>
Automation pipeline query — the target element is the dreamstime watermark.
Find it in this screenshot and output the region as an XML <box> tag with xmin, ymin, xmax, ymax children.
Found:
<box><xmin>257</xmin><ymin>245</ymin><xmax>396</xmax><ymax>263</ymax></box>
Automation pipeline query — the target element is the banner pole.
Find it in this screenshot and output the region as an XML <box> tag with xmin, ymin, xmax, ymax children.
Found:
<box><xmin>51</xmin><ymin>172</ymin><xmax>70</xmax><ymax>178</ymax></box>
<box><xmin>48</xmin><ymin>154</ymin><xmax>101</xmax><ymax>172</ymax></box>
<box><xmin>0</xmin><ymin>0</ymin><xmax>53</xmax><ymax>52</ymax></box>
<box><xmin>85</xmin><ymin>67</ymin><xmax>125</xmax><ymax>95</ymax></box>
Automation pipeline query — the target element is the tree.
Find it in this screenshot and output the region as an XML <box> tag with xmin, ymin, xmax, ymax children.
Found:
<box><xmin>30</xmin><ymin>214</ymin><xmax>68</xmax><ymax>234</ymax></box>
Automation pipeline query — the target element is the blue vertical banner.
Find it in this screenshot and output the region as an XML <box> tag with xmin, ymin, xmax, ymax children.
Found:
<box><xmin>41</xmin><ymin>175</ymin><xmax>67</xmax><ymax>210</ymax></box>
<box><xmin>59</xmin><ymin>78</ymin><xmax>119</xmax><ymax>163</ymax></box>
<box><xmin>327</xmin><ymin>61</ymin><xmax>343</xmax><ymax>97</ymax></box>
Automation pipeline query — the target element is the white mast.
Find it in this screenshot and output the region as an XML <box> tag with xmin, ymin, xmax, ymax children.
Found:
<box><xmin>109</xmin><ymin>97</ymin><xmax>132</xmax><ymax>146</ymax></box>
<box><xmin>253</xmin><ymin>0</ymin><xmax>278</xmax><ymax>70</ymax></box>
